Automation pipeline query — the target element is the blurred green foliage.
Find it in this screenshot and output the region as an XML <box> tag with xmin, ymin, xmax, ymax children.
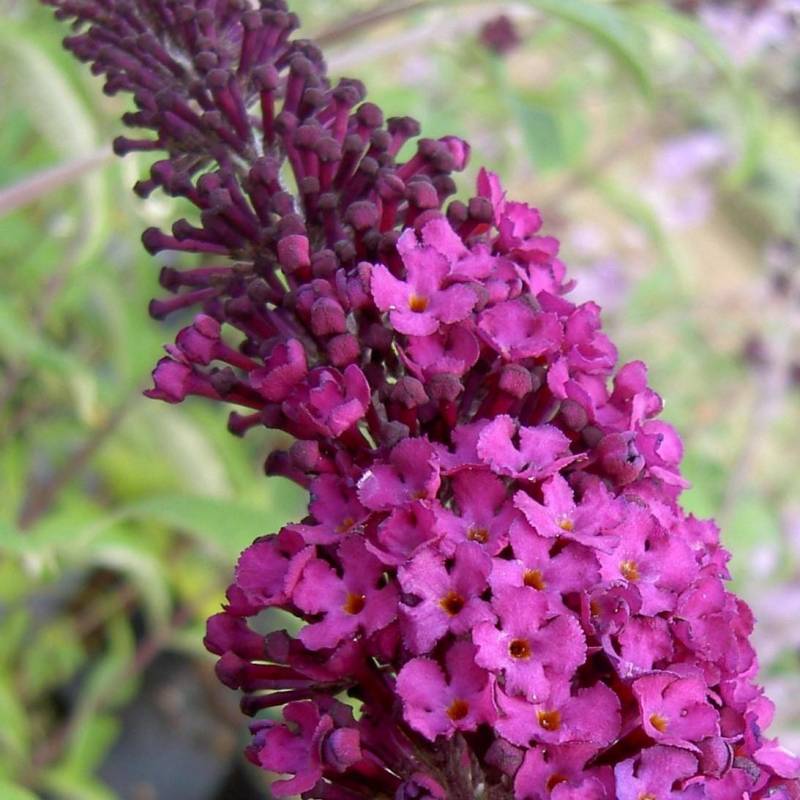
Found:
<box><xmin>1</xmin><ymin>0</ymin><xmax>799</xmax><ymax>797</ymax></box>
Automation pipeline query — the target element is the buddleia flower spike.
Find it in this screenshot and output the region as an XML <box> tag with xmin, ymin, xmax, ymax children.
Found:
<box><xmin>44</xmin><ymin>1</ymin><xmax>800</xmax><ymax>797</ymax></box>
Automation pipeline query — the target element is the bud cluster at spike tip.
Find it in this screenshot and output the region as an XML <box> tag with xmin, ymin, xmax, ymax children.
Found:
<box><xmin>44</xmin><ymin>1</ymin><xmax>800</xmax><ymax>798</ymax></box>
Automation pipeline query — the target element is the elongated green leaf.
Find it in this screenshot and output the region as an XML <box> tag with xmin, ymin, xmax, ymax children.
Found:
<box><xmin>511</xmin><ymin>94</ymin><xmax>564</xmax><ymax>172</ymax></box>
<box><xmin>519</xmin><ymin>0</ymin><xmax>652</xmax><ymax>96</ymax></box>
<box><xmin>0</xmin><ymin>782</ymin><xmax>39</xmax><ymax>800</ymax></box>
<box><xmin>509</xmin><ymin>86</ymin><xmax>589</xmax><ymax>172</ymax></box>
<box><xmin>80</xmin><ymin>542</ymin><xmax>171</xmax><ymax>628</ymax></box>
<box><xmin>21</xmin><ymin>623</ymin><xmax>85</xmax><ymax>697</ymax></box>
<box><xmin>0</xmin><ymin>520</ymin><xmax>27</xmax><ymax>557</ymax></box>
<box><xmin>60</xmin><ymin>715</ymin><xmax>120</xmax><ymax>777</ymax></box>
<box><xmin>70</xmin><ymin>617</ymin><xmax>136</xmax><ymax>723</ymax></box>
<box><xmin>42</xmin><ymin>770</ymin><xmax>117</xmax><ymax>800</ymax></box>
<box><xmin>0</xmin><ymin>610</ymin><xmax>28</xmax><ymax>671</ymax></box>
<box><xmin>593</xmin><ymin>177</ymin><xmax>686</xmax><ymax>288</ymax></box>
<box><xmin>0</xmin><ymin>680</ymin><xmax>31</xmax><ymax>762</ymax></box>
<box><xmin>124</xmin><ymin>493</ymin><xmax>296</xmax><ymax>557</ymax></box>
<box><xmin>0</xmin><ymin>296</ymin><xmax>90</xmax><ymax>376</ymax></box>
<box><xmin>0</xmin><ymin>24</ymin><xmax>109</xmax><ymax>265</ymax></box>
<box><xmin>631</xmin><ymin>3</ymin><xmax>764</xmax><ymax>183</ymax></box>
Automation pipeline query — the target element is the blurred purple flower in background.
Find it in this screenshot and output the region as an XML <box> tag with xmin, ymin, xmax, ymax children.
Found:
<box><xmin>643</xmin><ymin>131</ymin><xmax>731</xmax><ymax>230</ymax></box>
<box><xmin>698</xmin><ymin>1</ymin><xmax>800</xmax><ymax>65</ymax></box>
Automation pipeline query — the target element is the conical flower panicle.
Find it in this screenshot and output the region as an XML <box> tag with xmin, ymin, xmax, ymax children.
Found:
<box><xmin>45</xmin><ymin>1</ymin><xmax>800</xmax><ymax>798</ymax></box>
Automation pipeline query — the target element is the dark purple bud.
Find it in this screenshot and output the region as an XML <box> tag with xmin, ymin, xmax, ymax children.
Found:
<box><xmin>311</xmin><ymin>249</ymin><xmax>338</xmax><ymax>279</ymax></box>
<box><xmin>391</xmin><ymin>377</ymin><xmax>428</xmax><ymax>409</ymax></box>
<box><xmin>596</xmin><ymin>431</ymin><xmax>645</xmax><ymax>485</ymax></box>
<box><xmin>289</xmin><ymin>439</ymin><xmax>322</xmax><ymax>472</ymax></box>
<box><xmin>345</xmin><ymin>201</ymin><xmax>379</xmax><ymax>231</ymax></box>
<box><xmin>499</xmin><ymin>364</ymin><xmax>533</xmax><ymax>399</ymax></box>
<box><xmin>204</xmin><ymin>613</ymin><xmax>265</xmax><ymax>660</ymax></box>
<box><xmin>277</xmin><ymin>234</ymin><xmax>311</xmax><ymax>272</ymax></box>
<box><xmin>426</xmin><ymin>373</ymin><xmax>462</xmax><ymax>403</ymax></box>
<box><xmin>406</xmin><ymin>180</ymin><xmax>439</xmax><ymax>210</ymax></box>
<box><xmin>356</xmin><ymin>102</ymin><xmax>384</xmax><ymax>130</ymax></box>
<box><xmin>310</xmin><ymin>297</ymin><xmax>347</xmax><ymax>337</ymax></box>
<box><xmin>322</xmin><ymin>728</ymin><xmax>361</xmax><ymax>772</ymax></box>
<box><xmin>144</xmin><ymin>357</ymin><xmax>220</xmax><ymax>403</ymax></box>
<box><xmin>175</xmin><ymin>314</ymin><xmax>221</xmax><ymax>364</ymax></box>
<box><xmin>560</xmin><ymin>397</ymin><xmax>589</xmax><ymax>431</ymax></box>
<box><xmin>479</xmin><ymin>14</ymin><xmax>522</xmax><ymax>55</ymax></box>
<box><xmin>249</xmin><ymin>339</ymin><xmax>308</xmax><ymax>402</ymax></box>
<box><xmin>440</xmin><ymin>136</ymin><xmax>471</xmax><ymax>171</ymax></box>
<box><xmin>327</xmin><ymin>334</ymin><xmax>360</xmax><ymax>367</ymax></box>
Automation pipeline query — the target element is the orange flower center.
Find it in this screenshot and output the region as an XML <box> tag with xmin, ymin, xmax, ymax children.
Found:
<box><xmin>508</xmin><ymin>638</ymin><xmax>531</xmax><ymax>659</ymax></box>
<box><xmin>408</xmin><ymin>294</ymin><xmax>429</xmax><ymax>313</ymax></box>
<box><xmin>468</xmin><ymin>526</ymin><xmax>490</xmax><ymax>544</ymax></box>
<box><xmin>649</xmin><ymin>713</ymin><xmax>668</xmax><ymax>733</ymax></box>
<box><xmin>343</xmin><ymin>593</ymin><xmax>366</xmax><ymax>615</ymax></box>
<box><xmin>620</xmin><ymin>559</ymin><xmax>639</xmax><ymax>581</ymax></box>
<box><xmin>440</xmin><ymin>591</ymin><xmax>465</xmax><ymax>616</ymax></box>
<box><xmin>446</xmin><ymin>699</ymin><xmax>470</xmax><ymax>721</ymax></box>
<box><xmin>557</xmin><ymin>516</ymin><xmax>574</xmax><ymax>532</ymax></box>
<box><xmin>537</xmin><ymin>709</ymin><xmax>562</xmax><ymax>731</ymax></box>
<box><xmin>546</xmin><ymin>774</ymin><xmax>568</xmax><ymax>791</ymax></box>
<box><xmin>336</xmin><ymin>516</ymin><xmax>355</xmax><ymax>533</ymax></box>
<box><xmin>523</xmin><ymin>569</ymin><xmax>546</xmax><ymax>590</ymax></box>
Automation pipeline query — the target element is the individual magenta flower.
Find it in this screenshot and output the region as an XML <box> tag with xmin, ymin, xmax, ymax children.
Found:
<box><xmin>45</xmin><ymin>0</ymin><xmax>800</xmax><ymax>797</ymax></box>
<box><xmin>615</xmin><ymin>745</ymin><xmax>704</xmax><ymax>800</ymax></box>
<box><xmin>250</xmin><ymin>701</ymin><xmax>358</xmax><ymax>796</ymax></box>
<box><xmin>496</xmin><ymin>681</ymin><xmax>620</xmax><ymax>749</ymax></box>
<box><xmin>473</xmin><ymin>586</ymin><xmax>586</xmax><ymax>701</ymax></box>
<box><xmin>514</xmin><ymin>743</ymin><xmax>613</xmax><ymax>799</ymax></box>
<box><xmin>633</xmin><ymin>672</ymin><xmax>720</xmax><ymax>749</ymax></box>
<box><xmin>513</xmin><ymin>472</ymin><xmax>619</xmax><ymax>548</ymax></box>
<box><xmin>489</xmin><ymin>518</ymin><xmax>601</xmax><ymax>613</ymax></box>
<box><xmin>396</xmin><ymin>641</ymin><xmax>495</xmax><ymax>739</ymax></box>
<box><xmin>357</xmin><ymin>438</ymin><xmax>441</xmax><ymax>510</ymax></box>
<box><xmin>398</xmin><ymin>542</ymin><xmax>493</xmax><ymax>654</ymax></box>
<box><xmin>292</xmin><ymin>537</ymin><xmax>398</xmax><ymax>650</ymax></box>
<box><xmin>437</xmin><ymin>468</ymin><xmax>517</xmax><ymax>555</ymax></box>
<box><xmin>476</xmin><ymin>416</ymin><xmax>579</xmax><ymax>480</ymax></box>
<box><xmin>371</xmin><ymin>227</ymin><xmax>477</xmax><ymax>335</ymax></box>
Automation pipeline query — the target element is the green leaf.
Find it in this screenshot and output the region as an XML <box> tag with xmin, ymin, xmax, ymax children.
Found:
<box><xmin>79</xmin><ymin>541</ymin><xmax>171</xmax><ymax>629</ymax></box>
<box><xmin>60</xmin><ymin>715</ymin><xmax>120</xmax><ymax>777</ymax></box>
<box><xmin>0</xmin><ymin>519</ymin><xmax>27</xmax><ymax>557</ymax></box>
<box><xmin>0</xmin><ymin>679</ymin><xmax>31</xmax><ymax>762</ymax></box>
<box><xmin>509</xmin><ymin>88</ymin><xmax>589</xmax><ymax>172</ymax></box>
<box><xmin>521</xmin><ymin>0</ymin><xmax>652</xmax><ymax>96</ymax></box>
<box><xmin>123</xmin><ymin>493</ymin><xmax>292</xmax><ymax>558</ymax></box>
<box><xmin>21</xmin><ymin>623</ymin><xmax>86</xmax><ymax>697</ymax></box>
<box><xmin>70</xmin><ymin>617</ymin><xmax>137</xmax><ymax>724</ymax></box>
<box><xmin>0</xmin><ymin>609</ymin><xmax>29</xmax><ymax>671</ymax></box>
<box><xmin>631</xmin><ymin>3</ymin><xmax>765</xmax><ymax>183</ymax></box>
<box><xmin>0</xmin><ymin>781</ymin><xmax>40</xmax><ymax>800</ymax></box>
<box><xmin>0</xmin><ymin>296</ymin><xmax>91</xmax><ymax>377</ymax></box>
<box><xmin>41</xmin><ymin>770</ymin><xmax>117</xmax><ymax>800</ymax></box>
<box><xmin>511</xmin><ymin>95</ymin><xmax>564</xmax><ymax>172</ymax></box>
<box><xmin>0</xmin><ymin>24</ymin><xmax>109</xmax><ymax>263</ymax></box>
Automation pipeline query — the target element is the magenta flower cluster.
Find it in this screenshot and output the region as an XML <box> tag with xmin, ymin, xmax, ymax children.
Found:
<box><xmin>45</xmin><ymin>1</ymin><xmax>800</xmax><ymax>798</ymax></box>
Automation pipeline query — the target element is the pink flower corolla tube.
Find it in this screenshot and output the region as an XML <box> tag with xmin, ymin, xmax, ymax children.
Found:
<box><xmin>45</xmin><ymin>1</ymin><xmax>800</xmax><ymax>797</ymax></box>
